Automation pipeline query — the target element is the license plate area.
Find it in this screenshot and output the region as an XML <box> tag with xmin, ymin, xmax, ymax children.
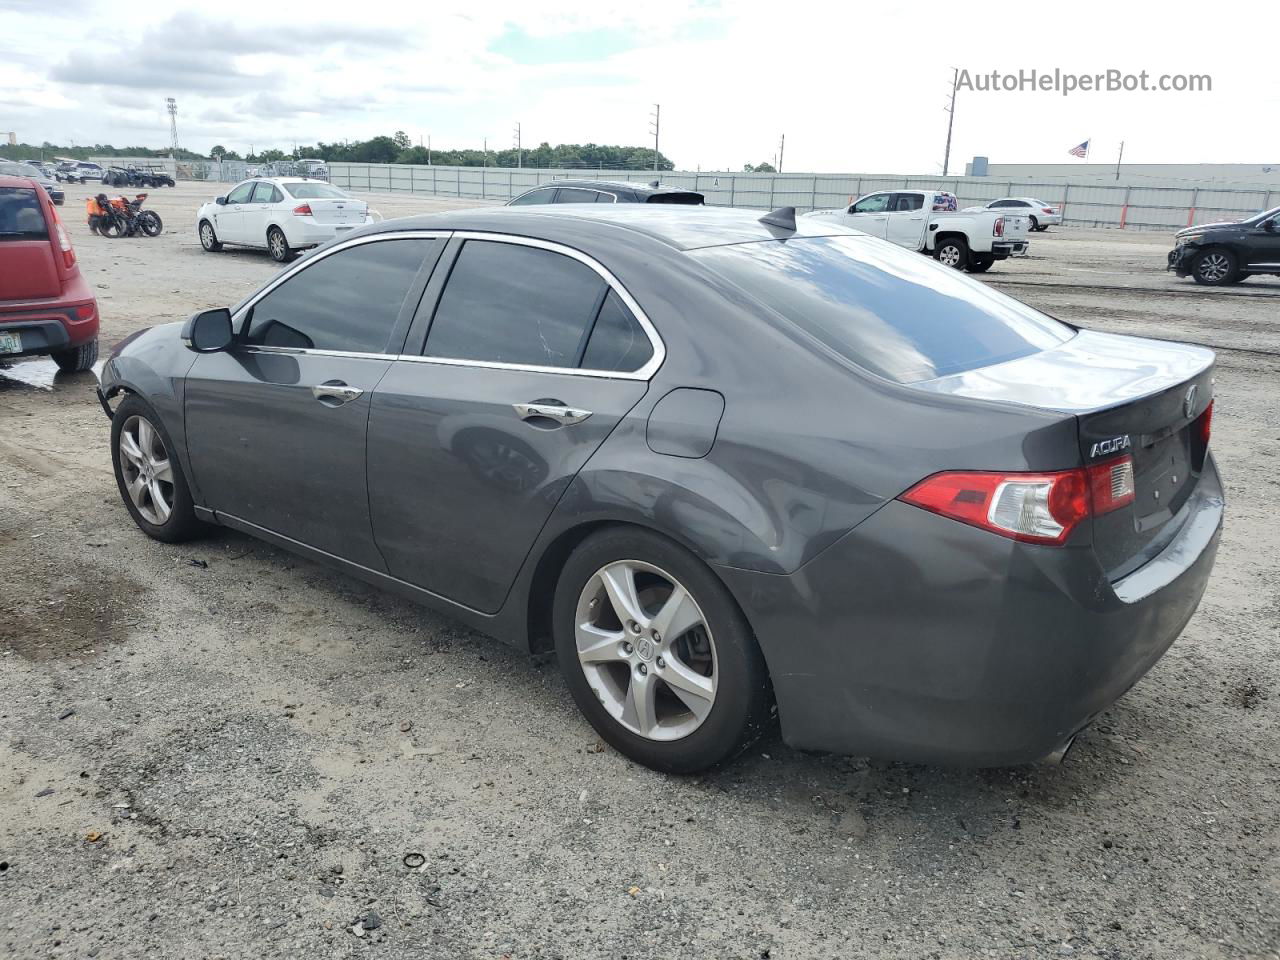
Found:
<box><xmin>0</xmin><ymin>331</ymin><xmax>22</xmax><ymax>354</ymax></box>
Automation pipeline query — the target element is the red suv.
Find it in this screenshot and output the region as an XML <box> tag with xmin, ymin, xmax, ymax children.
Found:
<box><xmin>0</xmin><ymin>174</ymin><xmax>99</xmax><ymax>371</ymax></box>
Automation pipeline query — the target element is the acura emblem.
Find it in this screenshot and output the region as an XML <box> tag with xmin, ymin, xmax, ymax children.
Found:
<box><xmin>1184</xmin><ymin>384</ymin><xmax>1198</xmax><ymax>419</ymax></box>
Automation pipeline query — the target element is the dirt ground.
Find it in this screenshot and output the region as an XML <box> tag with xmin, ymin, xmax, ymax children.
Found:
<box><xmin>2</xmin><ymin>181</ymin><xmax>1277</xmax><ymax>960</ymax></box>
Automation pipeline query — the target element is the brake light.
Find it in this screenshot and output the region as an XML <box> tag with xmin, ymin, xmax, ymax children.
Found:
<box><xmin>292</xmin><ymin>204</ymin><xmax>313</xmax><ymax>216</ymax></box>
<box><xmin>1197</xmin><ymin>400</ymin><xmax>1213</xmax><ymax>447</ymax></box>
<box><xmin>901</xmin><ymin>457</ymin><xmax>1136</xmax><ymax>546</ymax></box>
<box><xmin>1042</xmin><ymin>207</ymin><xmax>1054</xmax><ymax>214</ymax></box>
<box><xmin>53</xmin><ymin>214</ymin><xmax>76</xmax><ymax>269</ymax></box>
<box><xmin>993</xmin><ymin>217</ymin><xmax>1005</xmax><ymax>238</ymax></box>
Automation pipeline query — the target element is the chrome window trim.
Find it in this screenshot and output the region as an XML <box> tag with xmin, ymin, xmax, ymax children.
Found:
<box><xmin>229</xmin><ymin>229</ymin><xmax>665</xmax><ymax>381</ymax></box>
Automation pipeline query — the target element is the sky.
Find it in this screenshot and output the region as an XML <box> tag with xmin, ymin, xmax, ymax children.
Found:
<box><xmin>2</xmin><ymin>0</ymin><xmax>1276</xmax><ymax>173</ymax></box>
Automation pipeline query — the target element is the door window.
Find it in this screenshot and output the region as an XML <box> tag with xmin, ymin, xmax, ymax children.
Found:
<box><xmin>891</xmin><ymin>194</ymin><xmax>924</xmax><ymax>212</ymax></box>
<box><xmin>554</xmin><ymin>188</ymin><xmax>602</xmax><ymax>203</ymax></box>
<box><xmin>850</xmin><ymin>193</ymin><xmax>891</xmax><ymax>214</ymax></box>
<box><xmin>226</xmin><ymin>181</ymin><xmax>256</xmax><ymax>204</ymax></box>
<box><xmin>243</xmin><ymin>239</ymin><xmax>437</xmax><ymax>353</ymax></box>
<box><xmin>424</xmin><ymin>240</ymin><xmax>612</xmax><ymax>369</ymax></box>
<box><xmin>251</xmin><ymin>182</ymin><xmax>282</xmax><ymax>203</ymax></box>
<box><xmin>509</xmin><ymin>188</ymin><xmax>555</xmax><ymax>205</ymax></box>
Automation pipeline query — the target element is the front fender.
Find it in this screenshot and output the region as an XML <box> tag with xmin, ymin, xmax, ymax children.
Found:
<box><xmin>98</xmin><ymin>323</ymin><xmax>203</xmax><ymax>504</ymax></box>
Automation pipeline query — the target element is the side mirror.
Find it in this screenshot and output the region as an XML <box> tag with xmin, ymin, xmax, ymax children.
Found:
<box><xmin>182</xmin><ymin>308</ymin><xmax>234</xmax><ymax>353</ymax></box>
<box><xmin>215</xmin><ymin>195</ymin><xmax>227</xmax><ymax>205</ymax></box>
<box><xmin>1265</xmin><ymin>219</ymin><xmax>1278</xmax><ymax>233</ymax></box>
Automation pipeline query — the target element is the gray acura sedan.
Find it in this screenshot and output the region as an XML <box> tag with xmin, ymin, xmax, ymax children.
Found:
<box><xmin>96</xmin><ymin>205</ymin><xmax>1223</xmax><ymax>773</ymax></box>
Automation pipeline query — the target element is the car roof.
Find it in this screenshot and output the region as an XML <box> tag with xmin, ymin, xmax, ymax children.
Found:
<box><xmin>362</xmin><ymin>203</ymin><xmax>854</xmax><ymax>252</ymax></box>
<box><xmin>522</xmin><ymin>179</ymin><xmax>700</xmax><ymax>198</ymax></box>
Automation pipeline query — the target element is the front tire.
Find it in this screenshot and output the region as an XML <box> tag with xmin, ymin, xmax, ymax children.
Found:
<box><xmin>553</xmin><ymin>527</ymin><xmax>773</xmax><ymax>774</ymax></box>
<box><xmin>267</xmin><ymin>226</ymin><xmax>293</xmax><ymax>263</ymax></box>
<box><xmin>1028</xmin><ymin>215</ymin><xmax>1039</xmax><ymax>232</ymax></box>
<box><xmin>51</xmin><ymin>338</ymin><xmax>98</xmax><ymax>373</ymax></box>
<box><xmin>110</xmin><ymin>394</ymin><xmax>206</xmax><ymax>543</ymax></box>
<box><xmin>138</xmin><ymin>210</ymin><xmax>163</xmax><ymax>237</ymax></box>
<box><xmin>935</xmin><ymin>237</ymin><xmax>969</xmax><ymax>270</ymax></box>
<box><xmin>1192</xmin><ymin>248</ymin><xmax>1238</xmax><ymax>286</ymax></box>
<box><xmin>198</xmin><ymin>220</ymin><xmax>223</xmax><ymax>251</ymax></box>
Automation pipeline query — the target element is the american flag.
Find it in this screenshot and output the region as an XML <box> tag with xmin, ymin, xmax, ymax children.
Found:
<box><xmin>1068</xmin><ymin>140</ymin><xmax>1090</xmax><ymax>158</ymax></box>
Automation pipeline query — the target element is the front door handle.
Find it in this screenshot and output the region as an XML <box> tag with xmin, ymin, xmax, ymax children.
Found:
<box><xmin>513</xmin><ymin>401</ymin><xmax>593</xmax><ymax>426</ymax></box>
<box><xmin>312</xmin><ymin>381</ymin><xmax>363</xmax><ymax>405</ymax></box>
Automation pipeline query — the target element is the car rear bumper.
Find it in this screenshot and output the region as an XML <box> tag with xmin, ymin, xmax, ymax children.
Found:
<box><xmin>282</xmin><ymin>218</ymin><xmax>371</xmax><ymax>247</ymax></box>
<box><xmin>0</xmin><ymin>290</ymin><xmax>100</xmax><ymax>358</ymax></box>
<box><xmin>716</xmin><ymin>454</ymin><xmax>1223</xmax><ymax>766</ymax></box>
<box><xmin>993</xmin><ymin>241</ymin><xmax>1029</xmax><ymax>257</ymax></box>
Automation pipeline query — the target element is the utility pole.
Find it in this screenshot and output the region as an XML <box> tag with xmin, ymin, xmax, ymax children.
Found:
<box><xmin>483</xmin><ymin>137</ymin><xmax>487</xmax><ymax>166</ymax></box>
<box><xmin>513</xmin><ymin>122</ymin><xmax>522</xmax><ymax>168</ymax></box>
<box><xmin>166</xmin><ymin>97</ymin><xmax>178</xmax><ymax>158</ymax></box>
<box><xmin>942</xmin><ymin>68</ymin><xmax>958</xmax><ymax>176</ymax></box>
<box><xmin>649</xmin><ymin>104</ymin><xmax>661</xmax><ymax>172</ymax></box>
<box><xmin>427</xmin><ymin>135</ymin><xmax>431</xmax><ymax>165</ymax></box>
<box><xmin>778</xmin><ymin>133</ymin><xmax>785</xmax><ymax>173</ymax></box>
<box><xmin>1115</xmin><ymin>140</ymin><xmax>1125</xmax><ymax>181</ymax></box>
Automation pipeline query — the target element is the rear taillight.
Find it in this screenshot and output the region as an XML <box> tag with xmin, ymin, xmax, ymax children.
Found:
<box><xmin>901</xmin><ymin>456</ymin><xmax>1136</xmax><ymax>546</ymax></box>
<box><xmin>1043</xmin><ymin>207</ymin><xmax>1054</xmax><ymax>214</ymax></box>
<box><xmin>53</xmin><ymin>216</ymin><xmax>76</xmax><ymax>268</ymax></box>
<box><xmin>993</xmin><ymin>217</ymin><xmax>1005</xmax><ymax>237</ymax></box>
<box><xmin>1197</xmin><ymin>400</ymin><xmax>1213</xmax><ymax>447</ymax></box>
<box><xmin>292</xmin><ymin>204</ymin><xmax>313</xmax><ymax>216</ymax></box>
<box><xmin>1086</xmin><ymin>456</ymin><xmax>1135</xmax><ymax>515</ymax></box>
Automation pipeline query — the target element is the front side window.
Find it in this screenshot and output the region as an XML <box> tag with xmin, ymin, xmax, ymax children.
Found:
<box><xmin>226</xmin><ymin>181</ymin><xmax>256</xmax><ymax>204</ymax></box>
<box><xmin>851</xmin><ymin>194</ymin><xmax>891</xmax><ymax>214</ymax></box>
<box><xmin>243</xmin><ymin>239</ymin><xmax>437</xmax><ymax>353</ymax></box>
<box><xmin>424</xmin><ymin>240</ymin><xmax>608</xmax><ymax>368</ymax></box>
<box><xmin>693</xmin><ymin>235</ymin><xmax>1073</xmax><ymax>384</ymax></box>
<box><xmin>509</xmin><ymin>188</ymin><xmax>555</xmax><ymax>206</ymax></box>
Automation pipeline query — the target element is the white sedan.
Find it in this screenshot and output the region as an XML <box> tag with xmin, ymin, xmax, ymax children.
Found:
<box><xmin>962</xmin><ymin>197</ymin><xmax>1062</xmax><ymax>231</ymax></box>
<box><xmin>196</xmin><ymin>178</ymin><xmax>375</xmax><ymax>262</ymax></box>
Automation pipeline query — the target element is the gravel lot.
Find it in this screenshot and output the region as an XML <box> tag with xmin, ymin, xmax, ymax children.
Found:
<box><xmin>2</xmin><ymin>181</ymin><xmax>1278</xmax><ymax>960</ymax></box>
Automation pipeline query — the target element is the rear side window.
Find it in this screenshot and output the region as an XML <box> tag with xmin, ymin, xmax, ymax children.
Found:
<box><xmin>425</xmin><ymin>240</ymin><xmax>606</xmax><ymax>368</ymax></box>
<box><xmin>692</xmin><ymin>235</ymin><xmax>1073</xmax><ymax>384</ymax></box>
<box><xmin>250</xmin><ymin>183</ymin><xmax>282</xmax><ymax>203</ymax></box>
<box><xmin>244</xmin><ymin>239</ymin><xmax>437</xmax><ymax>353</ymax></box>
<box><xmin>554</xmin><ymin>188</ymin><xmax>601</xmax><ymax>204</ymax></box>
<box><xmin>0</xmin><ymin>187</ymin><xmax>47</xmax><ymax>239</ymax></box>
<box><xmin>581</xmin><ymin>290</ymin><xmax>653</xmax><ymax>372</ymax></box>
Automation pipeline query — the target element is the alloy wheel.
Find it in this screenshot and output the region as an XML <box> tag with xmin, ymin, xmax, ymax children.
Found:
<box><xmin>200</xmin><ymin>223</ymin><xmax>215</xmax><ymax>249</ymax></box>
<box><xmin>939</xmin><ymin>244</ymin><xmax>962</xmax><ymax>267</ymax></box>
<box><xmin>118</xmin><ymin>415</ymin><xmax>174</xmax><ymax>525</ymax></box>
<box><xmin>1198</xmin><ymin>253</ymin><xmax>1230</xmax><ymax>283</ymax></box>
<box><xmin>269</xmin><ymin>230</ymin><xmax>287</xmax><ymax>260</ymax></box>
<box><xmin>574</xmin><ymin>560</ymin><xmax>717</xmax><ymax>741</ymax></box>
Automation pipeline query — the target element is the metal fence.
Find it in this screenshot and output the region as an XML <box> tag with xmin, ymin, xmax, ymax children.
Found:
<box><xmin>330</xmin><ymin>162</ymin><xmax>1278</xmax><ymax>232</ymax></box>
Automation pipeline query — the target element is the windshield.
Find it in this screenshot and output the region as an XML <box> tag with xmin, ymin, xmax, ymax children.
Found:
<box><xmin>284</xmin><ymin>182</ymin><xmax>350</xmax><ymax>199</ymax></box>
<box><xmin>0</xmin><ymin>161</ymin><xmax>43</xmax><ymax>179</ymax></box>
<box><xmin>692</xmin><ymin>235</ymin><xmax>1073</xmax><ymax>384</ymax></box>
<box><xmin>1246</xmin><ymin>205</ymin><xmax>1280</xmax><ymax>224</ymax></box>
<box><xmin>0</xmin><ymin>186</ymin><xmax>48</xmax><ymax>239</ymax></box>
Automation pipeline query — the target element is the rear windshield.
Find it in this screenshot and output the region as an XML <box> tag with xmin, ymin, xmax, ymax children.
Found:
<box><xmin>692</xmin><ymin>235</ymin><xmax>1073</xmax><ymax>384</ymax></box>
<box><xmin>646</xmin><ymin>192</ymin><xmax>704</xmax><ymax>205</ymax></box>
<box><xmin>0</xmin><ymin>186</ymin><xmax>48</xmax><ymax>239</ymax></box>
<box><xmin>284</xmin><ymin>182</ymin><xmax>348</xmax><ymax>199</ymax></box>
<box><xmin>0</xmin><ymin>161</ymin><xmax>43</xmax><ymax>178</ymax></box>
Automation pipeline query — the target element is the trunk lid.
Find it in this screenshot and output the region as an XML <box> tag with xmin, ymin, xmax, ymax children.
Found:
<box><xmin>911</xmin><ymin>329</ymin><xmax>1215</xmax><ymax>578</ymax></box>
<box><xmin>304</xmin><ymin>198</ymin><xmax>366</xmax><ymax>225</ymax></box>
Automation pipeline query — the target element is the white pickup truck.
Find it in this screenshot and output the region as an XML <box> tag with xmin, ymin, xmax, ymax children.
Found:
<box><xmin>805</xmin><ymin>190</ymin><xmax>1030</xmax><ymax>272</ymax></box>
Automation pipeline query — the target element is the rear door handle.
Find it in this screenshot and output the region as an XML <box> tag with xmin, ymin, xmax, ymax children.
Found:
<box><xmin>513</xmin><ymin>401</ymin><xmax>593</xmax><ymax>425</ymax></box>
<box><xmin>312</xmin><ymin>381</ymin><xmax>363</xmax><ymax>405</ymax></box>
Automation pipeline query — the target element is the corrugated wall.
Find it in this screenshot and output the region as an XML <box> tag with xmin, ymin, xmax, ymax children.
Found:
<box><xmin>330</xmin><ymin>163</ymin><xmax>1278</xmax><ymax>232</ymax></box>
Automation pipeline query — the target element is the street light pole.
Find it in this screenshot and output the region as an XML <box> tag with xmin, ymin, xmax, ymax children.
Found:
<box><xmin>942</xmin><ymin>68</ymin><xmax>958</xmax><ymax>176</ymax></box>
<box><xmin>513</xmin><ymin>122</ymin><xmax>522</xmax><ymax>168</ymax></box>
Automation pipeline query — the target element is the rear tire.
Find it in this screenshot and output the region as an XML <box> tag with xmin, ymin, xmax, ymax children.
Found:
<box><xmin>969</xmin><ymin>254</ymin><xmax>995</xmax><ymax>273</ymax></box>
<box><xmin>935</xmin><ymin>237</ymin><xmax>969</xmax><ymax>270</ymax></box>
<box><xmin>110</xmin><ymin>394</ymin><xmax>207</xmax><ymax>543</ymax></box>
<box><xmin>1191</xmin><ymin>248</ymin><xmax>1238</xmax><ymax>286</ymax></box>
<box><xmin>51</xmin><ymin>338</ymin><xmax>98</xmax><ymax>373</ymax></box>
<box><xmin>199</xmin><ymin>220</ymin><xmax>222</xmax><ymax>252</ymax></box>
<box><xmin>553</xmin><ymin>527</ymin><xmax>774</xmax><ymax>774</ymax></box>
<box><xmin>267</xmin><ymin>226</ymin><xmax>293</xmax><ymax>263</ymax></box>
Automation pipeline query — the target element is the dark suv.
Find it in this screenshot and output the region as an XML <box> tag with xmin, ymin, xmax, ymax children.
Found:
<box><xmin>1168</xmin><ymin>205</ymin><xmax>1280</xmax><ymax>285</ymax></box>
<box><xmin>507</xmin><ymin>179</ymin><xmax>703</xmax><ymax>206</ymax></box>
